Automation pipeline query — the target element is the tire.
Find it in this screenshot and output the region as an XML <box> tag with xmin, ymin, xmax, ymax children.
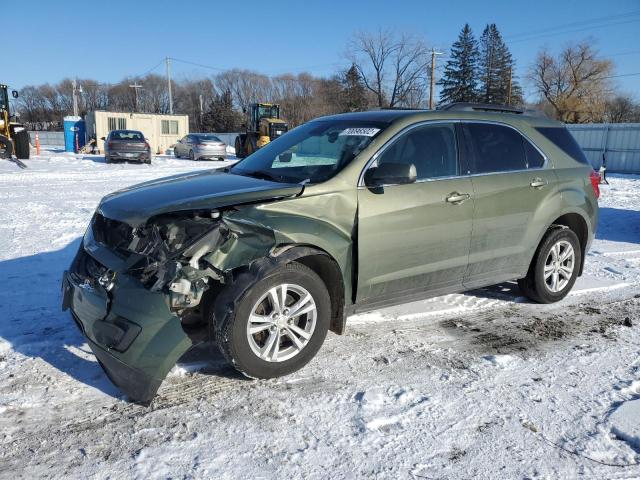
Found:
<box><xmin>0</xmin><ymin>135</ymin><xmax>13</xmax><ymax>159</ymax></box>
<box><xmin>247</xmin><ymin>136</ymin><xmax>257</xmax><ymax>156</ymax></box>
<box><xmin>214</xmin><ymin>262</ymin><xmax>331</xmax><ymax>379</ymax></box>
<box><xmin>189</xmin><ymin>149</ymin><xmax>195</xmax><ymax>161</ymax></box>
<box><xmin>14</xmin><ymin>130</ymin><xmax>30</xmax><ymax>159</ymax></box>
<box><xmin>174</xmin><ymin>149</ymin><xmax>181</xmax><ymax>159</ymax></box>
<box><xmin>518</xmin><ymin>227</ymin><xmax>582</xmax><ymax>304</ymax></box>
<box><xmin>234</xmin><ymin>137</ymin><xmax>245</xmax><ymax>158</ymax></box>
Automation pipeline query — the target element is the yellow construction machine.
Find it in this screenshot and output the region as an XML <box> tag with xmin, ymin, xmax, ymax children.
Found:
<box><xmin>0</xmin><ymin>84</ymin><xmax>30</xmax><ymax>161</ymax></box>
<box><xmin>234</xmin><ymin>103</ymin><xmax>288</xmax><ymax>158</ymax></box>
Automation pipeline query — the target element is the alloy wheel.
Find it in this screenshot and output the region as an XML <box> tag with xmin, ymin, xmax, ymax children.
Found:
<box><xmin>246</xmin><ymin>283</ymin><xmax>317</xmax><ymax>362</ymax></box>
<box><xmin>544</xmin><ymin>239</ymin><xmax>575</xmax><ymax>293</ymax></box>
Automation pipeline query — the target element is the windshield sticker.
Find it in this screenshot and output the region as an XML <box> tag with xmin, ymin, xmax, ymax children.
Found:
<box><xmin>339</xmin><ymin>127</ymin><xmax>380</xmax><ymax>137</ymax></box>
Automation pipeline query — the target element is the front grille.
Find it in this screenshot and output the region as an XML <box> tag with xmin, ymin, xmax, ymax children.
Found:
<box><xmin>92</xmin><ymin>213</ymin><xmax>133</xmax><ymax>253</ymax></box>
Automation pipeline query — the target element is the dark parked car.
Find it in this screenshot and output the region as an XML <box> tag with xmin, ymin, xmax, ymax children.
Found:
<box><xmin>103</xmin><ymin>130</ymin><xmax>151</xmax><ymax>164</ymax></box>
<box><xmin>63</xmin><ymin>103</ymin><xmax>599</xmax><ymax>403</ymax></box>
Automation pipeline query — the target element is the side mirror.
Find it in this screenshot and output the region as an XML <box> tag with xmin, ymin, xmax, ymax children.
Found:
<box><xmin>364</xmin><ymin>162</ymin><xmax>417</xmax><ymax>187</ymax></box>
<box><xmin>278</xmin><ymin>152</ymin><xmax>292</xmax><ymax>163</ymax></box>
<box><xmin>11</xmin><ymin>90</ymin><xmax>18</xmax><ymax>98</ymax></box>
<box><xmin>100</xmin><ymin>136</ymin><xmax>106</xmax><ymax>141</ymax></box>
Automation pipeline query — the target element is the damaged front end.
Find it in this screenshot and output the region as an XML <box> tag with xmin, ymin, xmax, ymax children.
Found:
<box><xmin>63</xmin><ymin>208</ymin><xmax>269</xmax><ymax>404</ymax></box>
<box><xmin>92</xmin><ymin>210</ymin><xmax>230</xmax><ymax>310</ymax></box>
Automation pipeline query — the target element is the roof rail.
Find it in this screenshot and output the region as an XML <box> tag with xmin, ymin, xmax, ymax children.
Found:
<box><xmin>438</xmin><ymin>102</ymin><xmax>526</xmax><ymax>114</ymax></box>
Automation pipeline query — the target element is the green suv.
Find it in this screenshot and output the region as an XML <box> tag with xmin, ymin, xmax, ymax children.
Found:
<box><xmin>62</xmin><ymin>103</ymin><xmax>599</xmax><ymax>403</ymax></box>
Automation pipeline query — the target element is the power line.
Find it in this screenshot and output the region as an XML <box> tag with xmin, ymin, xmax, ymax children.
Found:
<box><xmin>603</xmin><ymin>72</ymin><xmax>640</xmax><ymax>79</ymax></box>
<box><xmin>138</xmin><ymin>59</ymin><xmax>165</xmax><ymax>78</ymax></box>
<box><xmin>508</xmin><ymin>18</ymin><xmax>640</xmax><ymax>44</ymax></box>
<box><xmin>506</xmin><ymin>9</ymin><xmax>640</xmax><ymax>40</ymax></box>
<box><xmin>169</xmin><ymin>57</ymin><xmax>226</xmax><ymax>72</ymax></box>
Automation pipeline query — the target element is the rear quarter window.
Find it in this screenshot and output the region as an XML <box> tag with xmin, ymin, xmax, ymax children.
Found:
<box><xmin>535</xmin><ymin>127</ymin><xmax>589</xmax><ymax>165</ymax></box>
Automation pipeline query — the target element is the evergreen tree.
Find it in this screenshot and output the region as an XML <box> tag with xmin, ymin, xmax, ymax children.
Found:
<box><xmin>340</xmin><ymin>64</ymin><xmax>368</xmax><ymax>111</ymax></box>
<box><xmin>478</xmin><ymin>24</ymin><xmax>523</xmax><ymax>105</ymax></box>
<box><xmin>438</xmin><ymin>24</ymin><xmax>479</xmax><ymax>104</ymax></box>
<box><xmin>201</xmin><ymin>89</ymin><xmax>244</xmax><ymax>132</ymax></box>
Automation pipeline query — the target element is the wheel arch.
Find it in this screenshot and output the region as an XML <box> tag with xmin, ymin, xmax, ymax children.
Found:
<box><xmin>224</xmin><ymin>244</ymin><xmax>347</xmax><ymax>335</ymax></box>
<box><xmin>527</xmin><ymin>209</ymin><xmax>592</xmax><ymax>277</ymax></box>
<box><xmin>549</xmin><ymin>212</ymin><xmax>590</xmax><ymax>276</ymax></box>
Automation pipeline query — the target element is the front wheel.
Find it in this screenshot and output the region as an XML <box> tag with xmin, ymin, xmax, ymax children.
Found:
<box><xmin>214</xmin><ymin>262</ymin><xmax>330</xmax><ymax>378</ymax></box>
<box><xmin>14</xmin><ymin>130</ymin><xmax>30</xmax><ymax>159</ymax></box>
<box><xmin>0</xmin><ymin>135</ymin><xmax>13</xmax><ymax>159</ymax></box>
<box><xmin>189</xmin><ymin>149</ymin><xmax>195</xmax><ymax>161</ymax></box>
<box><xmin>518</xmin><ymin>228</ymin><xmax>581</xmax><ymax>303</ymax></box>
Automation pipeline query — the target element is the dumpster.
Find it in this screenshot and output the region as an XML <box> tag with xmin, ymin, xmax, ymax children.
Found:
<box><xmin>63</xmin><ymin>116</ymin><xmax>86</xmax><ymax>153</ymax></box>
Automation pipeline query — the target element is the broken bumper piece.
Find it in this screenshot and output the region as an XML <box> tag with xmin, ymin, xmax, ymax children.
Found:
<box><xmin>62</xmin><ymin>246</ymin><xmax>193</xmax><ymax>404</ymax></box>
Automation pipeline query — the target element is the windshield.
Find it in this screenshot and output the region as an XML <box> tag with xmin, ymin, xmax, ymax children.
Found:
<box><xmin>231</xmin><ymin>120</ymin><xmax>389</xmax><ymax>184</ymax></box>
<box><xmin>258</xmin><ymin>105</ymin><xmax>279</xmax><ymax>119</ymax></box>
<box><xmin>112</xmin><ymin>131</ymin><xmax>144</xmax><ymax>140</ymax></box>
<box><xmin>195</xmin><ymin>134</ymin><xmax>222</xmax><ymax>142</ymax></box>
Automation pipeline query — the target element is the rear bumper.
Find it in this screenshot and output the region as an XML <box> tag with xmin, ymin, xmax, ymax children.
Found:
<box><xmin>194</xmin><ymin>147</ymin><xmax>226</xmax><ymax>159</ymax></box>
<box><xmin>107</xmin><ymin>150</ymin><xmax>151</xmax><ymax>162</ymax></box>
<box><xmin>62</xmin><ymin>246</ymin><xmax>193</xmax><ymax>404</ymax></box>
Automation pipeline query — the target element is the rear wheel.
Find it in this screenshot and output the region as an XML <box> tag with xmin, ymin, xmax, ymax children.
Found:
<box><xmin>246</xmin><ymin>136</ymin><xmax>257</xmax><ymax>156</ymax></box>
<box><xmin>234</xmin><ymin>137</ymin><xmax>245</xmax><ymax>158</ymax></box>
<box><xmin>14</xmin><ymin>130</ymin><xmax>30</xmax><ymax>159</ymax></box>
<box><xmin>518</xmin><ymin>228</ymin><xmax>581</xmax><ymax>303</ymax></box>
<box><xmin>0</xmin><ymin>135</ymin><xmax>13</xmax><ymax>159</ymax></box>
<box><xmin>189</xmin><ymin>149</ymin><xmax>195</xmax><ymax>161</ymax></box>
<box><xmin>214</xmin><ymin>262</ymin><xmax>330</xmax><ymax>379</ymax></box>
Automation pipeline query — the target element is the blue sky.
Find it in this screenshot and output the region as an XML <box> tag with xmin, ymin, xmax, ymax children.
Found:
<box><xmin>11</xmin><ymin>0</ymin><xmax>640</xmax><ymax>100</ymax></box>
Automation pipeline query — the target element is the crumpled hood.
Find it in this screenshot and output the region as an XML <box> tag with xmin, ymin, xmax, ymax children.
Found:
<box><xmin>97</xmin><ymin>169</ymin><xmax>303</xmax><ymax>226</ymax></box>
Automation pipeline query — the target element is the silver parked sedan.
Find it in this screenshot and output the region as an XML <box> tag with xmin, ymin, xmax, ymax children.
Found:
<box><xmin>174</xmin><ymin>133</ymin><xmax>227</xmax><ymax>161</ymax></box>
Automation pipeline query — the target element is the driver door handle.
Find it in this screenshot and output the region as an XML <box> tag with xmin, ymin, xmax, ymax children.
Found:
<box><xmin>530</xmin><ymin>178</ymin><xmax>548</xmax><ymax>189</ymax></box>
<box><xmin>446</xmin><ymin>192</ymin><xmax>471</xmax><ymax>204</ymax></box>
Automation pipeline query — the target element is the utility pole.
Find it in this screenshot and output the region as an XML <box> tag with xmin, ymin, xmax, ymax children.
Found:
<box><xmin>166</xmin><ymin>57</ymin><xmax>173</xmax><ymax>114</ymax></box>
<box><xmin>506</xmin><ymin>66</ymin><xmax>513</xmax><ymax>106</ymax></box>
<box><xmin>199</xmin><ymin>94</ymin><xmax>204</xmax><ymax>130</ymax></box>
<box><xmin>429</xmin><ymin>48</ymin><xmax>443</xmax><ymax>110</ymax></box>
<box><xmin>129</xmin><ymin>81</ymin><xmax>143</xmax><ymax>112</ymax></box>
<box><xmin>72</xmin><ymin>78</ymin><xmax>79</xmax><ymax>116</ymax></box>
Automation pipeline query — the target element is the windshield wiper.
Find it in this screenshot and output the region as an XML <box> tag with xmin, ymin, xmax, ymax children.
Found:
<box><xmin>234</xmin><ymin>169</ymin><xmax>286</xmax><ymax>183</ymax></box>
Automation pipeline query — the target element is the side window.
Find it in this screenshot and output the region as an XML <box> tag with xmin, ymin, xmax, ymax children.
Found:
<box><xmin>535</xmin><ymin>127</ymin><xmax>590</xmax><ymax>165</ymax></box>
<box><xmin>523</xmin><ymin>139</ymin><xmax>545</xmax><ymax>169</ymax></box>
<box><xmin>377</xmin><ymin>124</ymin><xmax>458</xmax><ymax>180</ymax></box>
<box><xmin>465</xmin><ymin>123</ymin><xmax>527</xmax><ymax>174</ymax></box>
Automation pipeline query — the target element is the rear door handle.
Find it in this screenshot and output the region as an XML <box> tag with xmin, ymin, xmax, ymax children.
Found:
<box><xmin>446</xmin><ymin>192</ymin><xmax>471</xmax><ymax>204</ymax></box>
<box><xmin>530</xmin><ymin>178</ymin><xmax>547</xmax><ymax>188</ymax></box>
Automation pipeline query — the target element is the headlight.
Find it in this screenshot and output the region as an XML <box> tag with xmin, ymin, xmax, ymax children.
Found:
<box><xmin>129</xmin><ymin>211</ymin><xmax>222</xmax><ymax>262</ymax></box>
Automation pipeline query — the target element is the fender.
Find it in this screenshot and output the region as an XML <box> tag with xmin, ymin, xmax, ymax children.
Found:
<box><xmin>524</xmin><ymin>181</ymin><xmax>596</xmax><ymax>276</ymax></box>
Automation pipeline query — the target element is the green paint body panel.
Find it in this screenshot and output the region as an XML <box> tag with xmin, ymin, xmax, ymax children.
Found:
<box><xmin>63</xmin><ymin>108</ymin><xmax>599</xmax><ymax>403</ymax></box>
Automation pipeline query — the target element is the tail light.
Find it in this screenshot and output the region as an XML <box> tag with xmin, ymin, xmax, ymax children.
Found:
<box><xmin>589</xmin><ymin>169</ymin><xmax>601</xmax><ymax>199</ymax></box>
<box><xmin>108</xmin><ymin>141</ymin><xmax>114</xmax><ymax>149</ymax></box>
<box><xmin>145</xmin><ymin>141</ymin><xmax>151</xmax><ymax>150</ymax></box>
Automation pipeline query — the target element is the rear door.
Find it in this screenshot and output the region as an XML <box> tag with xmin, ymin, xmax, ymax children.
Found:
<box><xmin>462</xmin><ymin>122</ymin><xmax>557</xmax><ymax>287</ymax></box>
<box><xmin>357</xmin><ymin>122</ymin><xmax>474</xmax><ymax>303</ymax></box>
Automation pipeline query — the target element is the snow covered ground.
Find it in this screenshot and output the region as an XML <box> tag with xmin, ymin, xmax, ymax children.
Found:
<box><xmin>0</xmin><ymin>149</ymin><xmax>639</xmax><ymax>479</ymax></box>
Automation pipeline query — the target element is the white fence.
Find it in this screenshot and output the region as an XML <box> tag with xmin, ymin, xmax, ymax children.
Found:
<box><xmin>567</xmin><ymin>123</ymin><xmax>640</xmax><ymax>174</ymax></box>
<box><xmin>28</xmin><ymin>131</ymin><xmax>64</xmax><ymax>147</ymax></box>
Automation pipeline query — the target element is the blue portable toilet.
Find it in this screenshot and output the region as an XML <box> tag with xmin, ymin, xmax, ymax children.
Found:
<box><xmin>63</xmin><ymin>116</ymin><xmax>86</xmax><ymax>152</ymax></box>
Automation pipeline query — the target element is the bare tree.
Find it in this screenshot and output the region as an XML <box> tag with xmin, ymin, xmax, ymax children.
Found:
<box><xmin>603</xmin><ymin>94</ymin><xmax>640</xmax><ymax>123</ymax></box>
<box><xmin>529</xmin><ymin>43</ymin><xmax>613</xmax><ymax>123</ymax></box>
<box><xmin>348</xmin><ymin>29</ymin><xmax>429</xmax><ymax>108</ymax></box>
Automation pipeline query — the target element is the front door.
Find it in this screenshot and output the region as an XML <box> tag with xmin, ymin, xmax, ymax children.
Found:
<box><xmin>357</xmin><ymin>122</ymin><xmax>474</xmax><ymax>304</ymax></box>
<box><xmin>461</xmin><ymin>122</ymin><xmax>558</xmax><ymax>287</ymax></box>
